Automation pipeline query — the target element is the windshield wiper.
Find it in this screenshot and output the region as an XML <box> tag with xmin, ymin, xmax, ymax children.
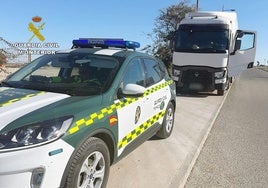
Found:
<box><xmin>1</xmin><ymin>81</ymin><xmax>14</xmax><ymax>88</ymax></box>
<box><xmin>199</xmin><ymin>48</ymin><xmax>227</xmax><ymax>53</ymax></box>
<box><xmin>175</xmin><ymin>48</ymin><xmax>194</xmax><ymax>53</ymax></box>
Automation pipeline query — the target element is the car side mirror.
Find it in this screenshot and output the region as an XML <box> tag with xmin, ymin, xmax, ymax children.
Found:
<box><xmin>122</xmin><ymin>83</ymin><xmax>146</xmax><ymax>96</ymax></box>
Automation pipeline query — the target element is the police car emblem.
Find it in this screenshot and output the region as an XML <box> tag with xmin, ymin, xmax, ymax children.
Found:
<box><xmin>135</xmin><ymin>106</ymin><xmax>141</xmax><ymax>124</ymax></box>
<box><xmin>160</xmin><ymin>101</ymin><xmax>165</xmax><ymax>110</ymax></box>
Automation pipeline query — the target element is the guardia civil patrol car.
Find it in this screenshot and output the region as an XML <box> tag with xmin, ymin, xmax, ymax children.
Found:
<box><xmin>0</xmin><ymin>38</ymin><xmax>176</xmax><ymax>188</ymax></box>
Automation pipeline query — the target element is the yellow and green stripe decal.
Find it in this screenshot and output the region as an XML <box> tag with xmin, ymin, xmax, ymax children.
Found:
<box><xmin>118</xmin><ymin>110</ymin><xmax>166</xmax><ymax>149</ymax></box>
<box><xmin>143</xmin><ymin>79</ymin><xmax>173</xmax><ymax>96</ymax></box>
<box><xmin>69</xmin><ymin>79</ymin><xmax>174</xmax><ymax>135</ymax></box>
<box><xmin>0</xmin><ymin>91</ymin><xmax>46</xmax><ymax>107</ymax></box>
<box><xmin>69</xmin><ymin>97</ymin><xmax>140</xmax><ymax>134</ymax></box>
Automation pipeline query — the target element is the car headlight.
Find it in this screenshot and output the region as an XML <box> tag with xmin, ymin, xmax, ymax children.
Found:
<box><xmin>0</xmin><ymin>116</ymin><xmax>73</xmax><ymax>150</ymax></box>
<box><xmin>215</xmin><ymin>71</ymin><xmax>225</xmax><ymax>79</ymax></box>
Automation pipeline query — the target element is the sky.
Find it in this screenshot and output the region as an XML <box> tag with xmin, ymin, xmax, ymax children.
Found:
<box><xmin>0</xmin><ymin>0</ymin><xmax>267</xmax><ymax>64</ymax></box>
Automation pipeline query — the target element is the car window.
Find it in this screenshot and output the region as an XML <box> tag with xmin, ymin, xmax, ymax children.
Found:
<box><xmin>5</xmin><ymin>53</ymin><xmax>120</xmax><ymax>96</ymax></box>
<box><xmin>143</xmin><ymin>58</ymin><xmax>165</xmax><ymax>87</ymax></box>
<box><xmin>122</xmin><ymin>58</ymin><xmax>145</xmax><ymax>87</ymax></box>
<box><xmin>24</xmin><ymin>61</ymin><xmax>61</xmax><ymax>80</ymax></box>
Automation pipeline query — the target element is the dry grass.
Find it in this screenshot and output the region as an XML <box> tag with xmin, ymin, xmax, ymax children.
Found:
<box><xmin>258</xmin><ymin>66</ymin><xmax>268</xmax><ymax>72</ymax></box>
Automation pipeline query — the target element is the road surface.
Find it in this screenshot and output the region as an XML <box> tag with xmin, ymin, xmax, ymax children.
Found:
<box><xmin>185</xmin><ymin>68</ymin><xmax>268</xmax><ymax>188</ymax></box>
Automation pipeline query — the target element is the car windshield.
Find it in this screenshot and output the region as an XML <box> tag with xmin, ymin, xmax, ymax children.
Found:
<box><xmin>175</xmin><ymin>24</ymin><xmax>229</xmax><ymax>53</ymax></box>
<box><xmin>2</xmin><ymin>52</ymin><xmax>120</xmax><ymax>96</ymax></box>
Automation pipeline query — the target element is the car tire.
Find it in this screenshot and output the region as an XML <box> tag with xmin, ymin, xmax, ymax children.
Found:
<box><xmin>64</xmin><ymin>137</ymin><xmax>110</xmax><ymax>188</ymax></box>
<box><xmin>156</xmin><ymin>102</ymin><xmax>175</xmax><ymax>139</ymax></box>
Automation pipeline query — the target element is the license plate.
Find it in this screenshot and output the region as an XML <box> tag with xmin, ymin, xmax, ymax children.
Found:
<box><xmin>189</xmin><ymin>83</ymin><xmax>203</xmax><ymax>90</ymax></box>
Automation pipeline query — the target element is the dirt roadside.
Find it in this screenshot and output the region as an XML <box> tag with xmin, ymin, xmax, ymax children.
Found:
<box><xmin>0</xmin><ymin>67</ymin><xmax>19</xmax><ymax>81</ymax></box>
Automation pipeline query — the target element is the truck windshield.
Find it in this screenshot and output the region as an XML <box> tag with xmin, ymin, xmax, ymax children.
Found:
<box><xmin>175</xmin><ymin>24</ymin><xmax>229</xmax><ymax>53</ymax></box>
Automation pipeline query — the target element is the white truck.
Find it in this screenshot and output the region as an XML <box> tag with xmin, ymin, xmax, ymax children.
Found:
<box><xmin>172</xmin><ymin>11</ymin><xmax>257</xmax><ymax>95</ymax></box>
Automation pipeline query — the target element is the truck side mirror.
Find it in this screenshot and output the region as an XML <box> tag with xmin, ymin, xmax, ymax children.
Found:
<box><xmin>234</xmin><ymin>39</ymin><xmax>241</xmax><ymax>51</ymax></box>
<box><xmin>169</xmin><ymin>39</ymin><xmax>175</xmax><ymax>50</ymax></box>
<box><xmin>167</xmin><ymin>31</ymin><xmax>177</xmax><ymax>50</ymax></box>
<box><xmin>237</xmin><ymin>31</ymin><xmax>244</xmax><ymax>38</ymax></box>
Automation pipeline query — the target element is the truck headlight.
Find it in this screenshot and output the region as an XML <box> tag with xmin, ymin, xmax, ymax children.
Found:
<box><xmin>215</xmin><ymin>71</ymin><xmax>225</xmax><ymax>79</ymax></box>
<box><xmin>173</xmin><ymin>69</ymin><xmax>181</xmax><ymax>76</ymax></box>
<box><xmin>0</xmin><ymin>116</ymin><xmax>73</xmax><ymax>150</ymax></box>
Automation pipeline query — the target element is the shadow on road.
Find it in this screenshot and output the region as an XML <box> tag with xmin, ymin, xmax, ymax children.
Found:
<box><xmin>176</xmin><ymin>91</ymin><xmax>218</xmax><ymax>98</ymax></box>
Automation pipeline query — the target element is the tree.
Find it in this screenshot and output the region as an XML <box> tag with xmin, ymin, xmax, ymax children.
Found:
<box><xmin>145</xmin><ymin>0</ymin><xmax>195</xmax><ymax>72</ymax></box>
<box><xmin>0</xmin><ymin>50</ymin><xmax>7</xmax><ymax>66</ymax></box>
<box><xmin>0</xmin><ymin>50</ymin><xmax>7</xmax><ymax>73</ymax></box>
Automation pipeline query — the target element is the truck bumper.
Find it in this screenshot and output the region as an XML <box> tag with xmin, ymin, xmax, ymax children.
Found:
<box><xmin>172</xmin><ymin>65</ymin><xmax>227</xmax><ymax>92</ymax></box>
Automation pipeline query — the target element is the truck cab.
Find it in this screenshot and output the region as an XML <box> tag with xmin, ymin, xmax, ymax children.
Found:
<box><xmin>172</xmin><ymin>11</ymin><xmax>256</xmax><ymax>95</ymax></box>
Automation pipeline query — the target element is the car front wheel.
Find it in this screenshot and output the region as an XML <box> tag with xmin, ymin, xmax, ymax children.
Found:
<box><xmin>64</xmin><ymin>137</ymin><xmax>110</xmax><ymax>188</ymax></box>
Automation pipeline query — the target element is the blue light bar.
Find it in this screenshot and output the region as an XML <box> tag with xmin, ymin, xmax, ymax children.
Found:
<box><xmin>72</xmin><ymin>38</ymin><xmax>140</xmax><ymax>50</ymax></box>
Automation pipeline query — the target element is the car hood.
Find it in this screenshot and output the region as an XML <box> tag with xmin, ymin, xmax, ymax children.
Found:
<box><xmin>0</xmin><ymin>87</ymin><xmax>70</xmax><ymax>132</ymax></box>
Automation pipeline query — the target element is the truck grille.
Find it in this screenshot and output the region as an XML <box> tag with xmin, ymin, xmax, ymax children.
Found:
<box><xmin>182</xmin><ymin>69</ymin><xmax>213</xmax><ymax>91</ymax></box>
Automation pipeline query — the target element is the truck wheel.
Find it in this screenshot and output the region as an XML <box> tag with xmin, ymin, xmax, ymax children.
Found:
<box><xmin>225</xmin><ymin>77</ymin><xmax>230</xmax><ymax>90</ymax></box>
<box><xmin>217</xmin><ymin>89</ymin><xmax>224</xmax><ymax>96</ymax></box>
<box><xmin>176</xmin><ymin>86</ymin><xmax>183</xmax><ymax>94</ymax></box>
<box><xmin>229</xmin><ymin>77</ymin><xmax>233</xmax><ymax>83</ymax></box>
<box><xmin>156</xmin><ymin>102</ymin><xmax>175</xmax><ymax>139</ymax></box>
<box><xmin>64</xmin><ymin>137</ymin><xmax>110</xmax><ymax>188</ymax></box>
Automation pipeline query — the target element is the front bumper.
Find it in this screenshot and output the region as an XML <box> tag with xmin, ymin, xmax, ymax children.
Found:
<box><xmin>0</xmin><ymin>139</ymin><xmax>74</xmax><ymax>188</ymax></box>
<box><xmin>172</xmin><ymin>65</ymin><xmax>227</xmax><ymax>92</ymax></box>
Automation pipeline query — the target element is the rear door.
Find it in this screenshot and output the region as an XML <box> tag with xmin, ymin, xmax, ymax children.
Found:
<box><xmin>228</xmin><ymin>30</ymin><xmax>257</xmax><ymax>77</ymax></box>
<box><xmin>141</xmin><ymin>58</ymin><xmax>171</xmax><ymax>122</ymax></box>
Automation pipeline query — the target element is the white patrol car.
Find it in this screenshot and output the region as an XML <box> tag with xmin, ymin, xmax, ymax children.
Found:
<box><xmin>0</xmin><ymin>38</ymin><xmax>176</xmax><ymax>188</ymax></box>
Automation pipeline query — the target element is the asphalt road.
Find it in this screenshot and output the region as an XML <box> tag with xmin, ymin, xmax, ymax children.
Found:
<box><xmin>185</xmin><ymin>68</ymin><xmax>268</xmax><ymax>188</ymax></box>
